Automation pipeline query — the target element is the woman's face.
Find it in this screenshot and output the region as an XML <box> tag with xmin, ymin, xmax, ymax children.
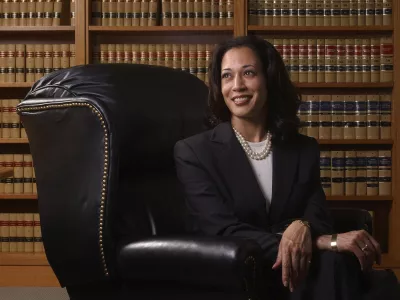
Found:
<box><xmin>220</xmin><ymin>46</ymin><xmax>267</xmax><ymax>124</ymax></box>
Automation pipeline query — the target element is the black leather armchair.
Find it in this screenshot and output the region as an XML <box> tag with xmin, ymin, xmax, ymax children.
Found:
<box><xmin>16</xmin><ymin>64</ymin><xmax>390</xmax><ymax>300</ymax></box>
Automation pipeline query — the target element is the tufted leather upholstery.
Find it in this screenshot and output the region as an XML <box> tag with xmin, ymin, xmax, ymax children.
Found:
<box><xmin>17</xmin><ymin>64</ymin><xmax>379</xmax><ymax>300</ymax></box>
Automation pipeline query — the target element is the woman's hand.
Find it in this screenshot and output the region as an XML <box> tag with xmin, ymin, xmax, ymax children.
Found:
<box><xmin>272</xmin><ymin>220</ymin><xmax>312</xmax><ymax>292</ymax></box>
<box><xmin>336</xmin><ymin>230</ymin><xmax>381</xmax><ymax>271</ymax></box>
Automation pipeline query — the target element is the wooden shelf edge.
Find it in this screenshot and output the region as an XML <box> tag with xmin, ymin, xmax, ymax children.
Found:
<box><xmin>326</xmin><ymin>196</ymin><xmax>392</xmax><ymax>201</ymax></box>
<box><xmin>295</xmin><ymin>83</ymin><xmax>393</xmax><ymax>88</ymax></box>
<box><xmin>248</xmin><ymin>25</ymin><xmax>394</xmax><ymax>32</ymax></box>
<box><xmin>0</xmin><ymin>139</ymin><xmax>29</xmax><ymax>144</ymax></box>
<box><xmin>89</xmin><ymin>25</ymin><xmax>234</xmax><ymax>32</ymax></box>
<box><xmin>0</xmin><ymin>83</ymin><xmax>33</xmax><ymax>88</ymax></box>
<box><xmin>0</xmin><ymin>253</ymin><xmax>48</xmax><ymax>266</ymax></box>
<box><xmin>0</xmin><ymin>194</ymin><xmax>37</xmax><ymax>200</ymax></box>
<box><xmin>0</xmin><ymin>26</ymin><xmax>75</xmax><ymax>32</ymax></box>
<box><xmin>317</xmin><ymin>139</ymin><xmax>394</xmax><ymax>145</ymax></box>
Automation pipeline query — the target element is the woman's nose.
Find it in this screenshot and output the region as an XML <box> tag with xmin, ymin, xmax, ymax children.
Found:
<box><xmin>232</xmin><ymin>75</ymin><xmax>246</xmax><ymax>91</ymax></box>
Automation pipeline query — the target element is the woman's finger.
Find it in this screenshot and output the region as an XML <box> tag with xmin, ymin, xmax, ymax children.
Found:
<box><xmin>272</xmin><ymin>242</ymin><xmax>282</xmax><ymax>270</ymax></box>
<box><xmin>352</xmin><ymin>242</ymin><xmax>367</xmax><ymax>271</ymax></box>
<box><xmin>291</xmin><ymin>247</ymin><xmax>301</xmax><ymax>290</ymax></box>
<box><xmin>366</xmin><ymin>234</ymin><xmax>382</xmax><ymax>264</ymax></box>
<box><xmin>282</xmin><ymin>246</ymin><xmax>291</xmax><ymax>288</ymax></box>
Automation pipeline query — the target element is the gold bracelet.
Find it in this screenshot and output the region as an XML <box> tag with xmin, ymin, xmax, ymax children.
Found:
<box><xmin>331</xmin><ymin>234</ymin><xmax>338</xmax><ymax>252</ymax></box>
<box><xmin>296</xmin><ymin>220</ymin><xmax>310</xmax><ymax>228</ymax></box>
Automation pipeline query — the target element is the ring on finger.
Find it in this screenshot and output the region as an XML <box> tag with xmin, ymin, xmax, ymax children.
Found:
<box><xmin>361</xmin><ymin>244</ymin><xmax>368</xmax><ymax>252</ymax></box>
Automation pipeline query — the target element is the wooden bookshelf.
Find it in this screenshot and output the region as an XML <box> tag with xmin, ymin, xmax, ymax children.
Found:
<box><xmin>0</xmin><ymin>26</ymin><xmax>75</xmax><ymax>32</ymax></box>
<box><xmin>248</xmin><ymin>25</ymin><xmax>394</xmax><ymax>33</ymax></box>
<box><xmin>317</xmin><ymin>139</ymin><xmax>394</xmax><ymax>145</ymax></box>
<box><xmin>89</xmin><ymin>26</ymin><xmax>234</xmax><ymax>32</ymax></box>
<box><xmin>0</xmin><ymin>253</ymin><xmax>48</xmax><ymax>266</ymax></box>
<box><xmin>326</xmin><ymin>196</ymin><xmax>393</xmax><ymax>201</ymax></box>
<box><xmin>0</xmin><ymin>195</ymin><xmax>37</xmax><ymax>200</ymax></box>
<box><xmin>0</xmin><ymin>139</ymin><xmax>29</xmax><ymax>144</ymax></box>
<box><xmin>0</xmin><ymin>83</ymin><xmax>34</xmax><ymax>88</ymax></box>
<box><xmin>295</xmin><ymin>83</ymin><xmax>393</xmax><ymax>89</ymax></box>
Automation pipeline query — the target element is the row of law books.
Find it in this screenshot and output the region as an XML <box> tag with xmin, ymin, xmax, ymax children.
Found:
<box><xmin>248</xmin><ymin>0</ymin><xmax>393</xmax><ymax>26</ymax></box>
<box><xmin>0</xmin><ymin>44</ymin><xmax>76</xmax><ymax>83</ymax></box>
<box><xmin>263</xmin><ymin>36</ymin><xmax>393</xmax><ymax>83</ymax></box>
<box><xmin>0</xmin><ymin>99</ymin><xmax>26</xmax><ymax>139</ymax></box>
<box><xmin>94</xmin><ymin>43</ymin><xmax>215</xmax><ymax>83</ymax></box>
<box><xmin>298</xmin><ymin>94</ymin><xmax>391</xmax><ymax>140</ymax></box>
<box><xmin>91</xmin><ymin>0</ymin><xmax>234</xmax><ymax>26</ymax></box>
<box><xmin>0</xmin><ymin>154</ymin><xmax>37</xmax><ymax>195</ymax></box>
<box><xmin>319</xmin><ymin>150</ymin><xmax>391</xmax><ymax>196</ymax></box>
<box><xmin>0</xmin><ymin>213</ymin><xmax>43</xmax><ymax>253</ymax></box>
<box><xmin>0</xmin><ymin>0</ymin><xmax>75</xmax><ymax>26</ymax></box>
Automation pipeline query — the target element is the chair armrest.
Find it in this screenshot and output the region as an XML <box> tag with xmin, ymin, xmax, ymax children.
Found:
<box><xmin>330</xmin><ymin>208</ymin><xmax>373</xmax><ymax>235</ymax></box>
<box><xmin>117</xmin><ymin>236</ymin><xmax>262</xmax><ymax>292</ymax></box>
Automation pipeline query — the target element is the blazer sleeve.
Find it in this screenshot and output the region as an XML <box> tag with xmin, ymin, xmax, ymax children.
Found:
<box><xmin>174</xmin><ymin>140</ymin><xmax>280</xmax><ymax>265</ymax></box>
<box><xmin>302</xmin><ymin>138</ymin><xmax>334</xmax><ymax>238</ymax></box>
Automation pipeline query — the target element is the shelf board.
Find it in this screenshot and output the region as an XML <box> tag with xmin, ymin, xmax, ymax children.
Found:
<box><xmin>0</xmin><ymin>253</ymin><xmax>48</xmax><ymax>266</ymax></box>
<box><xmin>0</xmin><ymin>194</ymin><xmax>37</xmax><ymax>200</ymax></box>
<box><xmin>0</xmin><ymin>83</ymin><xmax>33</xmax><ymax>88</ymax></box>
<box><xmin>317</xmin><ymin>139</ymin><xmax>393</xmax><ymax>145</ymax></box>
<box><xmin>0</xmin><ymin>26</ymin><xmax>75</xmax><ymax>32</ymax></box>
<box><xmin>89</xmin><ymin>25</ymin><xmax>234</xmax><ymax>32</ymax></box>
<box><xmin>295</xmin><ymin>82</ymin><xmax>393</xmax><ymax>88</ymax></box>
<box><xmin>327</xmin><ymin>196</ymin><xmax>392</xmax><ymax>201</ymax></box>
<box><xmin>0</xmin><ymin>138</ymin><xmax>29</xmax><ymax>144</ymax></box>
<box><xmin>248</xmin><ymin>25</ymin><xmax>394</xmax><ymax>33</ymax></box>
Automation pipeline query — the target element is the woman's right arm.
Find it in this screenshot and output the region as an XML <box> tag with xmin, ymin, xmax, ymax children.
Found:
<box><xmin>174</xmin><ymin>140</ymin><xmax>280</xmax><ymax>265</ymax></box>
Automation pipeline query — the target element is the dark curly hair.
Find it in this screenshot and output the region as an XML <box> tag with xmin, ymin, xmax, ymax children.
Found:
<box><xmin>206</xmin><ymin>35</ymin><xmax>301</xmax><ymax>142</ymax></box>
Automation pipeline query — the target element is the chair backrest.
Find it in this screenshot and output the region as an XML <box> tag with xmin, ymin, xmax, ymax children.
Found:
<box><xmin>17</xmin><ymin>64</ymin><xmax>209</xmax><ymax>287</ymax></box>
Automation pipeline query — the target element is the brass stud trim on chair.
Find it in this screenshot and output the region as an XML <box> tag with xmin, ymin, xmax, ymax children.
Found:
<box><xmin>17</xmin><ymin>101</ymin><xmax>111</xmax><ymax>277</ymax></box>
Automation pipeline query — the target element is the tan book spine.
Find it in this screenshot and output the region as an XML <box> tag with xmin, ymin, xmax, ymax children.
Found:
<box><xmin>298</xmin><ymin>38</ymin><xmax>308</xmax><ymax>83</ymax></box>
<box><xmin>70</xmin><ymin>0</ymin><xmax>75</xmax><ymax>25</ymax></box>
<box><xmin>36</xmin><ymin>0</ymin><xmax>45</xmax><ymax>26</ymax></box>
<box><xmin>181</xmin><ymin>43</ymin><xmax>189</xmax><ymax>72</ymax></box>
<box><xmin>306</xmin><ymin>95</ymin><xmax>319</xmax><ymax>139</ymax></box>
<box><xmin>19</xmin><ymin>100</ymin><xmax>27</xmax><ymax>138</ymax></box>
<box><xmin>273</xmin><ymin>0</ymin><xmax>281</xmax><ymax>26</ymax></box>
<box><xmin>281</xmin><ymin>0</ymin><xmax>290</xmax><ymax>26</ymax></box>
<box><xmin>123</xmin><ymin>0</ymin><xmax>131</xmax><ymax>26</ymax></box>
<box><xmin>315</xmin><ymin>0</ymin><xmax>323</xmax><ymax>26</ymax></box>
<box><xmin>202</xmin><ymin>0</ymin><xmax>211</xmax><ymax>26</ymax></box>
<box><xmin>325</xmin><ymin>38</ymin><xmax>337</xmax><ymax>83</ymax></box>
<box><xmin>60</xmin><ymin>44</ymin><xmax>70</xmax><ymax>68</ymax></box>
<box><xmin>358</xmin><ymin>0</ymin><xmax>366</xmax><ymax>26</ymax></box>
<box><xmin>189</xmin><ymin>44</ymin><xmax>197</xmax><ymax>77</ymax></box>
<box><xmin>337</xmin><ymin>38</ymin><xmax>346</xmax><ymax>83</ymax></box>
<box><xmin>172</xmin><ymin>43</ymin><xmax>181</xmax><ymax>69</ymax></box>
<box><xmin>140</xmin><ymin>0</ymin><xmax>149</xmax><ymax>26</ymax></box>
<box><xmin>349</xmin><ymin>0</ymin><xmax>358</xmax><ymax>25</ymax></box>
<box><xmin>289</xmin><ymin>0</ymin><xmax>298</xmax><ymax>26</ymax></box>
<box><xmin>345</xmin><ymin>150</ymin><xmax>357</xmax><ymax>195</ymax></box>
<box><xmin>100</xmin><ymin>44</ymin><xmax>107</xmax><ymax>64</ymax></box>
<box><xmin>70</xmin><ymin>44</ymin><xmax>75</xmax><ymax>67</ymax></box>
<box><xmin>366</xmin><ymin>150</ymin><xmax>378</xmax><ymax>195</ymax></box>
<box><xmin>378</xmin><ymin>150</ymin><xmax>391</xmax><ymax>195</ymax></box>
<box><xmin>6</xmin><ymin>44</ymin><xmax>16</xmax><ymax>83</ymax></box>
<box><xmin>23</xmin><ymin>154</ymin><xmax>33</xmax><ymax>194</ymax></box>
<box><xmin>323</xmin><ymin>0</ymin><xmax>331</xmax><ymax>25</ymax></box>
<box><xmin>370</xmin><ymin>37</ymin><xmax>380</xmax><ymax>83</ymax></box>
<box><xmin>43</xmin><ymin>0</ymin><xmax>53</xmax><ymax>26</ymax></box>
<box><xmin>256</xmin><ymin>0</ymin><xmax>264</xmax><ymax>25</ymax></box>
<box><xmin>107</xmin><ymin>44</ymin><xmax>116</xmax><ymax>64</ymax></box>
<box><xmin>307</xmin><ymin>38</ymin><xmax>317</xmax><ymax>83</ymax></box>
<box><xmin>32</xmin><ymin>166</ymin><xmax>37</xmax><ymax>194</ymax></box>
<box><xmin>43</xmin><ymin>44</ymin><xmax>52</xmax><ymax>76</ymax></box>
<box><xmin>9</xmin><ymin>99</ymin><xmax>20</xmax><ymax>138</ymax></box>
<box><xmin>205</xmin><ymin>43</ymin><xmax>213</xmax><ymax>84</ymax></box>
<box><xmin>306</xmin><ymin>0</ymin><xmax>316</xmax><ymax>26</ymax></box>
<box><xmin>3</xmin><ymin>0</ymin><xmax>11</xmax><ymax>27</ymax></box>
<box><xmin>226</xmin><ymin>0</ymin><xmax>233</xmax><ymax>25</ymax></box>
<box><xmin>362</xmin><ymin>37</ymin><xmax>371</xmax><ymax>83</ymax></box>
<box><xmin>197</xmin><ymin>43</ymin><xmax>206</xmax><ymax>81</ymax></box>
<box><xmin>131</xmin><ymin>44</ymin><xmax>139</xmax><ymax>64</ymax></box>
<box><xmin>379</xmin><ymin>94</ymin><xmax>391</xmax><ymax>139</ymax></box>
<box><xmin>2</xmin><ymin>100</ymin><xmax>11</xmax><ymax>138</ymax></box>
<box><xmin>15</xmin><ymin>44</ymin><xmax>25</xmax><ymax>83</ymax></box>
<box><xmin>11</xmin><ymin>0</ymin><xmax>21</xmax><ymax>26</ymax></box>
<box><xmin>34</xmin><ymin>44</ymin><xmax>44</xmax><ymax>81</ymax></box>
<box><xmin>9</xmin><ymin>213</ymin><xmax>17</xmax><ymax>252</ymax></box>
<box><xmin>194</xmin><ymin>0</ymin><xmax>202</xmax><ymax>25</ymax></box>
<box><xmin>115</xmin><ymin>43</ymin><xmax>124</xmax><ymax>63</ymax></box>
<box><xmin>344</xmin><ymin>95</ymin><xmax>356</xmax><ymax>139</ymax></box>
<box><xmin>14</xmin><ymin>154</ymin><xmax>24</xmax><ymax>194</ymax></box>
<box><xmin>289</xmin><ymin>38</ymin><xmax>299</xmax><ymax>82</ymax></box>
<box><xmin>320</xmin><ymin>150</ymin><xmax>332</xmax><ymax>196</ymax></box>
<box><xmin>340</xmin><ymin>0</ymin><xmax>350</xmax><ymax>25</ymax></box>
<box><xmin>116</xmin><ymin>0</ymin><xmax>124</xmax><ymax>26</ymax></box>
<box><xmin>331</xmin><ymin>151</ymin><xmax>345</xmax><ymax>196</ymax></box>
<box><xmin>365</xmin><ymin>0</ymin><xmax>375</xmax><ymax>26</ymax></box>
<box><xmin>248</xmin><ymin>0</ymin><xmax>257</xmax><ymax>25</ymax></box>
<box><xmin>16</xmin><ymin>213</ymin><xmax>24</xmax><ymax>252</ymax></box>
<box><xmin>355</xmin><ymin>94</ymin><xmax>367</xmax><ymax>139</ymax></box>
<box><xmin>148</xmin><ymin>44</ymin><xmax>157</xmax><ymax>65</ymax></box>
<box><xmin>24</xmin><ymin>213</ymin><xmax>34</xmax><ymax>253</ymax></box>
<box><xmin>27</xmin><ymin>0</ymin><xmax>36</xmax><ymax>26</ymax></box>
<box><xmin>178</xmin><ymin>0</ymin><xmax>187</xmax><ymax>26</ymax></box>
<box><xmin>354</xmin><ymin>38</ymin><xmax>362</xmax><ymax>82</ymax></box>
<box><xmin>52</xmin><ymin>44</ymin><xmax>61</xmax><ymax>70</ymax></box>
<box><xmin>92</xmin><ymin>0</ymin><xmax>103</xmax><ymax>26</ymax></box>
<box><xmin>131</xmin><ymin>0</ymin><xmax>140</xmax><ymax>26</ymax></box>
<box><xmin>374</xmin><ymin>0</ymin><xmax>383</xmax><ymax>25</ymax></box>
<box><xmin>52</xmin><ymin>0</ymin><xmax>62</xmax><ymax>26</ymax></box>
<box><xmin>298</xmin><ymin>95</ymin><xmax>308</xmax><ymax>136</ymax></box>
<box><xmin>319</xmin><ymin>94</ymin><xmax>332</xmax><ymax>139</ymax></box>
<box><xmin>210</xmin><ymin>0</ymin><xmax>218</xmax><ymax>26</ymax></box>
<box><xmin>331</xmin><ymin>0</ymin><xmax>341</xmax><ymax>26</ymax></box>
<box><xmin>0</xmin><ymin>214</ymin><xmax>10</xmax><ymax>252</ymax></box>
<box><xmin>382</xmin><ymin>0</ymin><xmax>392</xmax><ymax>25</ymax></box>
<box><xmin>155</xmin><ymin>44</ymin><xmax>164</xmax><ymax>66</ymax></box>
<box><xmin>380</xmin><ymin>36</ymin><xmax>393</xmax><ymax>83</ymax></box>
<box><xmin>123</xmin><ymin>44</ymin><xmax>132</xmax><ymax>63</ymax></box>
<box><xmin>367</xmin><ymin>94</ymin><xmax>379</xmax><ymax>139</ymax></box>
<box><xmin>0</xmin><ymin>155</ymin><xmax>5</xmax><ymax>194</ymax></box>
<box><xmin>279</xmin><ymin>38</ymin><xmax>288</xmax><ymax>68</ymax></box>
<box><xmin>264</xmin><ymin>0</ymin><xmax>273</xmax><ymax>26</ymax></box>
<box><xmin>0</xmin><ymin>45</ymin><xmax>6</xmax><ymax>83</ymax></box>
<box><xmin>25</xmin><ymin>44</ymin><xmax>35</xmax><ymax>82</ymax></box>
<box><xmin>170</xmin><ymin>0</ymin><xmax>179</xmax><ymax>26</ymax></box>
<box><xmin>33</xmin><ymin>213</ymin><xmax>43</xmax><ymax>253</ymax></box>
<box><xmin>218</xmin><ymin>0</ymin><xmax>226</xmax><ymax>26</ymax></box>
<box><xmin>161</xmin><ymin>0</ymin><xmax>171</xmax><ymax>26</ymax></box>
<box><xmin>316</xmin><ymin>38</ymin><xmax>325</xmax><ymax>83</ymax></box>
<box><xmin>164</xmin><ymin>44</ymin><xmax>173</xmax><ymax>68</ymax></box>
<box><xmin>345</xmin><ymin>38</ymin><xmax>355</xmax><ymax>82</ymax></box>
<box><xmin>0</xmin><ymin>1</ymin><xmax>3</xmax><ymax>26</ymax></box>
<box><xmin>148</xmin><ymin>0</ymin><xmax>158</xmax><ymax>26</ymax></box>
<box><xmin>186</xmin><ymin>0</ymin><xmax>195</xmax><ymax>26</ymax></box>
<box><xmin>101</xmin><ymin>0</ymin><xmax>110</xmax><ymax>26</ymax></box>
<box><xmin>331</xmin><ymin>95</ymin><xmax>344</xmax><ymax>139</ymax></box>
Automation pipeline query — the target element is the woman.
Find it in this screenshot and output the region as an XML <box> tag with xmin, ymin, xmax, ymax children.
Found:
<box><xmin>173</xmin><ymin>35</ymin><xmax>382</xmax><ymax>299</ymax></box>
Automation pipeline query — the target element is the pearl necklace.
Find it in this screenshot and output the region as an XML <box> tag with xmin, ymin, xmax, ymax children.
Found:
<box><xmin>233</xmin><ymin>127</ymin><xmax>272</xmax><ymax>160</ymax></box>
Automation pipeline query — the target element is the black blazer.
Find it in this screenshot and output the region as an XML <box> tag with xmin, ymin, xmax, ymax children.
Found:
<box><xmin>174</xmin><ymin>122</ymin><xmax>333</xmax><ymax>263</ymax></box>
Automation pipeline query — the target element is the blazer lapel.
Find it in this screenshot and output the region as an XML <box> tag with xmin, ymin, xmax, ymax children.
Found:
<box><xmin>211</xmin><ymin>123</ymin><xmax>269</xmax><ymax>228</ymax></box>
<box><xmin>268</xmin><ymin>141</ymin><xmax>299</xmax><ymax>225</ymax></box>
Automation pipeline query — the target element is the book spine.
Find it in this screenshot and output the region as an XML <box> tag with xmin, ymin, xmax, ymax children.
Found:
<box><xmin>24</xmin><ymin>213</ymin><xmax>34</xmax><ymax>253</ymax></box>
<box><xmin>380</xmin><ymin>36</ymin><xmax>393</xmax><ymax>83</ymax></box>
<box><xmin>36</xmin><ymin>0</ymin><xmax>45</xmax><ymax>26</ymax></box>
<box><xmin>9</xmin><ymin>213</ymin><xmax>17</xmax><ymax>252</ymax></box>
<box><xmin>344</xmin><ymin>95</ymin><xmax>356</xmax><ymax>139</ymax></box>
<box><xmin>131</xmin><ymin>0</ymin><xmax>140</xmax><ymax>26</ymax></box>
<box><xmin>1</xmin><ymin>214</ymin><xmax>10</xmax><ymax>252</ymax></box>
<box><xmin>34</xmin><ymin>44</ymin><xmax>44</xmax><ymax>81</ymax></box>
<box><xmin>15</xmin><ymin>44</ymin><xmax>25</xmax><ymax>83</ymax></box>
<box><xmin>354</xmin><ymin>38</ymin><xmax>363</xmax><ymax>82</ymax></box>
<box><xmin>6</xmin><ymin>44</ymin><xmax>16</xmax><ymax>83</ymax></box>
<box><xmin>306</xmin><ymin>0</ymin><xmax>316</xmax><ymax>26</ymax></box>
<box><xmin>165</xmin><ymin>44</ymin><xmax>173</xmax><ymax>68</ymax></box>
<box><xmin>331</xmin><ymin>150</ymin><xmax>345</xmax><ymax>196</ymax></box>
<box><xmin>218</xmin><ymin>0</ymin><xmax>226</xmax><ymax>26</ymax></box>
<box><xmin>123</xmin><ymin>44</ymin><xmax>132</xmax><ymax>63</ymax></box>
<box><xmin>43</xmin><ymin>44</ymin><xmax>52</xmax><ymax>76</ymax></box>
<box><xmin>345</xmin><ymin>38</ymin><xmax>355</xmax><ymax>82</ymax></box>
<box><xmin>375</xmin><ymin>0</ymin><xmax>383</xmax><ymax>25</ymax></box>
<box><xmin>366</xmin><ymin>150</ymin><xmax>379</xmax><ymax>195</ymax></box>
<box><xmin>194</xmin><ymin>0</ymin><xmax>202</xmax><ymax>25</ymax></box>
<box><xmin>289</xmin><ymin>38</ymin><xmax>299</xmax><ymax>82</ymax></box>
<box><xmin>320</xmin><ymin>150</ymin><xmax>332</xmax><ymax>196</ymax></box>
<box><xmin>362</xmin><ymin>37</ymin><xmax>371</xmax><ymax>83</ymax></box>
<box><xmin>337</xmin><ymin>38</ymin><xmax>346</xmax><ymax>83</ymax></box>
<box><xmin>298</xmin><ymin>38</ymin><xmax>308</xmax><ymax>83</ymax></box>
<box><xmin>367</xmin><ymin>94</ymin><xmax>379</xmax><ymax>139</ymax></box>
<box><xmin>331</xmin><ymin>95</ymin><xmax>344</xmax><ymax>139</ymax></box>
<box><xmin>382</xmin><ymin>0</ymin><xmax>392</xmax><ymax>25</ymax></box>
<box><xmin>323</xmin><ymin>0</ymin><xmax>331</xmax><ymax>25</ymax></box>
<box><xmin>27</xmin><ymin>0</ymin><xmax>36</xmax><ymax>26</ymax></box>
<box><xmin>319</xmin><ymin>94</ymin><xmax>332</xmax><ymax>139</ymax></box>
<box><xmin>43</xmin><ymin>0</ymin><xmax>53</xmax><ymax>26</ymax></box>
<box><xmin>16</xmin><ymin>213</ymin><xmax>24</xmax><ymax>252</ymax></box>
<box><xmin>70</xmin><ymin>0</ymin><xmax>75</xmax><ymax>25</ymax></box>
<box><xmin>140</xmin><ymin>0</ymin><xmax>149</xmax><ymax>26</ymax></box>
<box><xmin>378</xmin><ymin>150</ymin><xmax>391</xmax><ymax>195</ymax></box>
<box><xmin>324</xmin><ymin>38</ymin><xmax>337</xmax><ymax>83</ymax></box>
<box><xmin>289</xmin><ymin>0</ymin><xmax>298</xmax><ymax>26</ymax></box>
<box><xmin>349</xmin><ymin>0</ymin><xmax>358</xmax><ymax>25</ymax></box>
<box><xmin>281</xmin><ymin>0</ymin><xmax>290</xmax><ymax>26</ymax></box>
<box><xmin>298</xmin><ymin>0</ymin><xmax>306</xmax><ymax>26</ymax></box>
<box><xmin>23</xmin><ymin>154</ymin><xmax>33</xmax><ymax>194</ymax></box>
<box><xmin>187</xmin><ymin>0</ymin><xmax>195</xmax><ymax>26</ymax></box>
<box><xmin>341</xmin><ymin>0</ymin><xmax>350</xmax><ymax>26</ymax></box>
<box><xmin>248</xmin><ymin>0</ymin><xmax>257</xmax><ymax>25</ymax></box>
<box><xmin>298</xmin><ymin>95</ymin><xmax>308</xmax><ymax>136</ymax></box>
<box><xmin>273</xmin><ymin>0</ymin><xmax>281</xmax><ymax>25</ymax></box>
<box><xmin>331</xmin><ymin>0</ymin><xmax>341</xmax><ymax>26</ymax></box>
<box><xmin>307</xmin><ymin>38</ymin><xmax>317</xmax><ymax>83</ymax></box>
<box><xmin>358</xmin><ymin>0</ymin><xmax>366</xmax><ymax>26</ymax></box>
<box><xmin>197</xmin><ymin>43</ymin><xmax>206</xmax><ymax>81</ymax></box>
<box><xmin>307</xmin><ymin>95</ymin><xmax>319</xmax><ymax>139</ymax></box>
<box><xmin>365</xmin><ymin>0</ymin><xmax>375</xmax><ymax>26</ymax></box>
<box><xmin>379</xmin><ymin>94</ymin><xmax>391</xmax><ymax>139</ymax></box>
<box><xmin>33</xmin><ymin>213</ymin><xmax>43</xmax><ymax>252</ymax></box>
<box><xmin>9</xmin><ymin>99</ymin><xmax>20</xmax><ymax>138</ymax></box>
<box><xmin>202</xmin><ymin>0</ymin><xmax>211</xmax><ymax>26</ymax></box>
<box><xmin>345</xmin><ymin>150</ymin><xmax>357</xmax><ymax>195</ymax></box>
<box><xmin>316</xmin><ymin>38</ymin><xmax>325</xmax><ymax>82</ymax></box>
<box><xmin>355</xmin><ymin>94</ymin><xmax>367</xmax><ymax>139</ymax></box>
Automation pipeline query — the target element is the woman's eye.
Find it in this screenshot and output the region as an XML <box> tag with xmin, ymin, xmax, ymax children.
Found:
<box><xmin>221</xmin><ymin>73</ymin><xmax>230</xmax><ymax>79</ymax></box>
<box><xmin>244</xmin><ymin>70</ymin><xmax>255</xmax><ymax>76</ymax></box>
